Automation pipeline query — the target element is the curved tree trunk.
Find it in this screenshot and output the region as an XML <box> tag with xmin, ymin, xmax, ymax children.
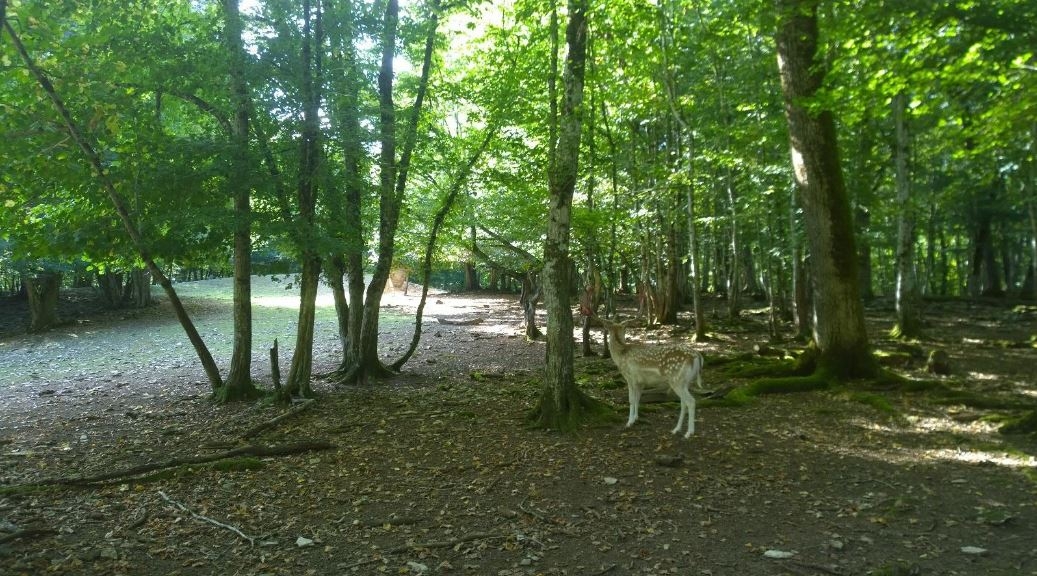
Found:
<box><xmin>391</xmin><ymin>128</ymin><xmax>495</xmax><ymax>371</ymax></box>
<box><xmin>7</xmin><ymin>19</ymin><xmax>224</xmax><ymax>388</ymax></box>
<box><xmin>775</xmin><ymin>0</ymin><xmax>875</xmax><ymax>378</ymax></box>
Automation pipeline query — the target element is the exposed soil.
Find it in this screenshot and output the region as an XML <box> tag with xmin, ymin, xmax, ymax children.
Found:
<box><xmin>1</xmin><ymin>284</ymin><xmax>1036</xmax><ymax>576</ymax></box>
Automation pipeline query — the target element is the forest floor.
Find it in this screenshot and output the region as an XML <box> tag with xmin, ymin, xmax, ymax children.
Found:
<box><xmin>1</xmin><ymin>277</ymin><xmax>1037</xmax><ymax>576</ymax></box>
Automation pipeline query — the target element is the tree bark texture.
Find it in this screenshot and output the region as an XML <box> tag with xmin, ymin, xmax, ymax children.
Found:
<box><xmin>775</xmin><ymin>0</ymin><xmax>874</xmax><ymax>377</ymax></box>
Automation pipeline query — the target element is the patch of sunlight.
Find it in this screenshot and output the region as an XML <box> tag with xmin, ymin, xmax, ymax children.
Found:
<box><xmin>841</xmin><ymin>415</ymin><xmax>1037</xmax><ymax>470</ymax></box>
<box><xmin>917</xmin><ymin>447</ymin><xmax>1037</xmax><ymax>468</ymax></box>
<box><xmin>471</xmin><ymin>323</ymin><xmax>522</xmax><ymax>337</ymax></box>
<box><xmin>904</xmin><ymin>414</ymin><xmax>1001</xmax><ymax>435</ymax></box>
<box><xmin>1019</xmin><ymin>389</ymin><xmax>1037</xmax><ymax>399</ymax></box>
<box><xmin>966</xmin><ymin>371</ymin><xmax>999</xmax><ymax>381</ymax></box>
<box><xmin>253</xmin><ymin>293</ymin><xmax>336</xmax><ymax>308</ymax></box>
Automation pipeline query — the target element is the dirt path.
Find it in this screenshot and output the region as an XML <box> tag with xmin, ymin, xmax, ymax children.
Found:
<box><xmin>1</xmin><ymin>286</ymin><xmax>1036</xmax><ymax>576</ymax></box>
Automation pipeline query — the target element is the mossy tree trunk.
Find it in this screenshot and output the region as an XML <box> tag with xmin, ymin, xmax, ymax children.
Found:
<box><xmin>530</xmin><ymin>0</ymin><xmax>609</xmax><ymax>430</ymax></box>
<box><xmin>775</xmin><ymin>0</ymin><xmax>875</xmax><ymax>379</ymax></box>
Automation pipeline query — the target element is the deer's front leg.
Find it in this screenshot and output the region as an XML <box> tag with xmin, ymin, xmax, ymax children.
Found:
<box><xmin>626</xmin><ymin>382</ymin><xmax>642</xmax><ymax>427</ymax></box>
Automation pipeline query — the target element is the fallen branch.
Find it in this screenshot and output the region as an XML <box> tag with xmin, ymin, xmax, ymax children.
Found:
<box><xmin>0</xmin><ymin>527</ymin><xmax>58</xmax><ymax>545</ymax></box>
<box><xmin>158</xmin><ymin>491</ymin><xmax>256</xmax><ymax>546</ymax></box>
<box><xmin>35</xmin><ymin>441</ymin><xmax>334</xmax><ymax>486</ymax></box>
<box><xmin>241</xmin><ymin>399</ymin><xmax>315</xmax><ymax>440</ymax></box>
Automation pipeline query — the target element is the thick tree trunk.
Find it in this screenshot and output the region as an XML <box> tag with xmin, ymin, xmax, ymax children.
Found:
<box><xmin>529</xmin><ymin>0</ymin><xmax>607</xmax><ymax>431</ymax></box>
<box><xmin>128</xmin><ymin>267</ymin><xmax>153</xmax><ymax>308</ymax></box>
<box><xmin>891</xmin><ymin>91</ymin><xmax>921</xmax><ymax>338</ymax></box>
<box><xmin>464</xmin><ymin>226</ymin><xmax>481</xmax><ymax>290</ymax></box>
<box><xmin>775</xmin><ymin>0</ymin><xmax>874</xmax><ymax>378</ymax></box>
<box><xmin>97</xmin><ymin>270</ymin><xmax>125</xmax><ymax>309</ymax></box>
<box><xmin>24</xmin><ymin>272</ymin><xmax>61</xmax><ymax>333</ymax></box>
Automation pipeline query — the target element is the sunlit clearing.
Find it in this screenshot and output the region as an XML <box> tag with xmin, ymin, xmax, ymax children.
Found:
<box><xmin>253</xmin><ymin>292</ymin><xmax>336</xmax><ymax>308</ymax></box>
<box><xmin>966</xmin><ymin>371</ymin><xmax>999</xmax><ymax>381</ymax></box>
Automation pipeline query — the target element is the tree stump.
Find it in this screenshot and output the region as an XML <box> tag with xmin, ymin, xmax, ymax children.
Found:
<box><xmin>926</xmin><ymin>349</ymin><xmax>951</xmax><ymax>375</ymax></box>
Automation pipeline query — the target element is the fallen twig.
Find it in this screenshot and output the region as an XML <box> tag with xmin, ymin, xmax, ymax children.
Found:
<box><xmin>241</xmin><ymin>399</ymin><xmax>315</xmax><ymax>440</ymax></box>
<box><xmin>158</xmin><ymin>491</ymin><xmax>256</xmax><ymax>546</ymax></box>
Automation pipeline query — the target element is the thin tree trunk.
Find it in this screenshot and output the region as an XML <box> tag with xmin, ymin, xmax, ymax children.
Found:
<box><xmin>891</xmin><ymin>91</ymin><xmax>921</xmax><ymax>338</ymax></box>
<box><xmin>5</xmin><ymin>18</ymin><xmax>224</xmax><ymax>388</ymax></box>
<box><xmin>390</xmin><ymin>128</ymin><xmax>495</xmax><ymax>370</ymax></box>
<box><xmin>775</xmin><ymin>0</ymin><xmax>874</xmax><ymax>378</ymax></box>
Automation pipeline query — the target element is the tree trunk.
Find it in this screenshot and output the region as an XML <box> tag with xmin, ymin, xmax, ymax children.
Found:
<box><xmin>283</xmin><ymin>0</ymin><xmax>323</xmax><ymax>399</ymax></box>
<box><xmin>891</xmin><ymin>91</ymin><xmax>921</xmax><ymax>338</ymax></box>
<box><xmin>219</xmin><ymin>0</ymin><xmax>257</xmax><ymax>401</ymax></box>
<box><xmin>128</xmin><ymin>267</ymin><xmax>153</xmax><ymax>308</ymax></box>
<box><xmin>24</xmin><ymin>272</ymin><xmax>61</xmax><ymax>333</ymax></box>
<box><xmin>775</xmin><ymin>0</ymin><xmax>874</xmax><ymax>378</ymax></box>
<box><xmin>347</xmin><ymin>0</ymin><xmax>438</xmax><ymax>384</ymax></box>
<box><xmin>391</xmin><ymin>128</ymin><xmax>495</xmax><ymax>370</ymax></box>
<box><xmin>284</xmin><ymin>256</ymin><xmax>321</xmax><ymax>398</ymax></box>
<box><xmin>520</xmin><ymin>273</ymin><xmax>543</xmax><ymax>340</ymax></box>
<box><xmin>464</xmin><ymin>226</ymin><xmax>481</xmax><ymax>290</ymax></box>
<box><xmin>326</xmin><ymin>0</ymin><xmax>365</xmax><ymax>378</ymax></box>
<box><xmin>97</xmin><ymin>270</ymin><xmax>125</xmax><ymax>309</ymax></box>
<box><xmin>1030</xmin><ymin>202</ymin><xmax>1037</xmax><ymax>301</ymax></box>
<box><xmin>529</xmin><ymin>0</ymin><xmax>607</xmax><ymax>431</ymax></box>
